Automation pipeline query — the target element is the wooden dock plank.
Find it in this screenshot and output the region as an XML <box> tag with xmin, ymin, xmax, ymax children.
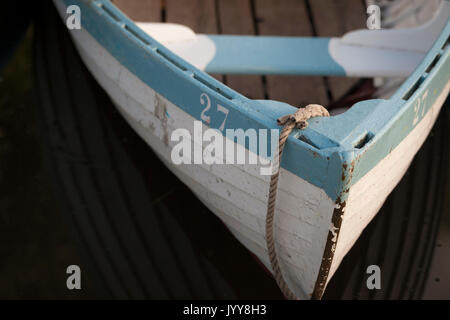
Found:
<box><xmin>111</xmin><ymin>0</ymin><xmax>161</xmax><ymax>22</ymax></box>
<box><xmin>165</xmin><ymin>0</ymin><xmax>218</xmax><ymax>33</ymax></box>
<box><xmin>165</xmin><ymin>0</ymin><xmax>223</xmax><ymax>82</ymax></box>
<box><xmin>253</xmin><ymin>0</ymin><xmax>329</xmax><ymax>107</ymax></box>
<box><xmin>217</xmin><ymin>0</ymin><xmax>265</xmax><ymax>100</ymax></box>
<box><xmin>309</xmin><ymin>0</ymin><xmax>366</xmax><ymax>102</ymax></box>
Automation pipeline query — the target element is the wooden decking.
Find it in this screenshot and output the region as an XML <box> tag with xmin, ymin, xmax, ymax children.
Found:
<box><xmin>111</xmin><ymin>0</ymin><xmax>367</xmax><ymax>107</ymax></box>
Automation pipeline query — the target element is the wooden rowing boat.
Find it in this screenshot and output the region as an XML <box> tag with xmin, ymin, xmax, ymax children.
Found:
<box><xmin>52</xmin><ymin>0</ymin><xmax>450</xmax><ymax>299</ymax></box>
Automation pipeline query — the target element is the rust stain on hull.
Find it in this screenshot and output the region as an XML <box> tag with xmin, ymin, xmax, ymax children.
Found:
<box><xmin>154</xmin><ymin>93</ymin><xmax>169</xmax><ymax>146</ymax></box>
<box><xmin>312</xmin><ymin>159</ymin><xmax>355</xmax><ymax>299</ymax></box>
<box><xmin>311</xmin><ymin>198</ymin><xmax>346</xmax><ymax>300</ymax></box>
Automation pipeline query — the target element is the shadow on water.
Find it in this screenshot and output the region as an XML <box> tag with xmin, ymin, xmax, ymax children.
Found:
<box><xmin>1</xmin><ymin>1</ymin><xmax>449</xmax><ymax>299</ymax></box>
<box><xmin>0</xmin><ymin>29</ymin><xmax>97</xmax><ymax>299</ymax></box>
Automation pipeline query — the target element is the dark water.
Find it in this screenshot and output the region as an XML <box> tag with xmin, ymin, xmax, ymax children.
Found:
<box><xmin>0</xmin><ymin>29</ymin><xmax>94</xmax><ymax>299</ymax></box>
<box><xmin>1</xmin><ymin>23</ymin><xmax>449</xmax><ymax>299</ymax></box>
<box><xmin>0</xmin><ymin>26</ymin><xmax>282</xmax><ymax>299</ymax></box>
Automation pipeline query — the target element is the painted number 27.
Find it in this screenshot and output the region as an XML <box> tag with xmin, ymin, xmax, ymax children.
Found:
<box><xmin>413</xmin><ymin>89</ymin><xmax>429</xmax><ymax>126</ymax></box>
<box><xmin>200</xmin><ymin>93</ymin><xmax>229</xmax><ymax>131</ymax></box>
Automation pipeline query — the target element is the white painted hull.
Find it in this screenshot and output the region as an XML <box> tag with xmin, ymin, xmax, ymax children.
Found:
<box><xmin>56</xmin><ymin>3</ymin><xmax>449</xmax><ymax>298</ymax></box>
<box><xmin>68</xmin><ymin>24</ymin><xmax>336</xmax><ymax>298</ymax></box>
<box><xmin>330</xmin><ymin>79</ymin><xmax>450</xmax><ymax>281</ymax></box>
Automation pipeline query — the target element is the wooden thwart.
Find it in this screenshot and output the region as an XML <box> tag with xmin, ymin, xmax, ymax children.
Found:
<box><xmin>110</xmin><ymin>0</ymin><xmax>366</xmax><ymax>106</ymax></box>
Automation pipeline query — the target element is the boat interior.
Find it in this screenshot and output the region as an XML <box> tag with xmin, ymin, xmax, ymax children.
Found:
<box><xmin>109</xmin><ymin>0</ymin><xmax>447</xmax><ymax>114</ymax></box>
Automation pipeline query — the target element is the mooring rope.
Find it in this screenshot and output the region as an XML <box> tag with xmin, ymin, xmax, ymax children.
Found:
<box><xmin>266</xmin><ymin>104</ymin><xmax>330</xmax><ymax>300</ymax></box>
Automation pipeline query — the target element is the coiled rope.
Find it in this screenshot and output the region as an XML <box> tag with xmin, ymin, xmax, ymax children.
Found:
<box><xmin>265</xmin><ymin>104</ymin><xmax>330</xmax><ymax>300</ymax></box>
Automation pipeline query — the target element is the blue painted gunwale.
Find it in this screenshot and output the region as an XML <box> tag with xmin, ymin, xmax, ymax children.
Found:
<box><xmin>62</xmin><ymin>0</ymin><xmax>450</xmax><ymax>203</ymax></box>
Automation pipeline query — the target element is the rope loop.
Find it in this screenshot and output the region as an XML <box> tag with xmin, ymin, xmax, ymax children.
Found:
<box><xmin>266</xmin><ymin>104</ymin><xmax>329</xmax><ymax>300</ymax></box>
